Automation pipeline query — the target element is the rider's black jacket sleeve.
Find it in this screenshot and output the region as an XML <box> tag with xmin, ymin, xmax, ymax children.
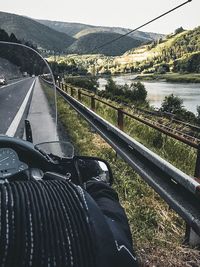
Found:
<box><xmin>85</xmin><ymin>181</ymin><xmax>139</xmax><ymax>267</ymax></box>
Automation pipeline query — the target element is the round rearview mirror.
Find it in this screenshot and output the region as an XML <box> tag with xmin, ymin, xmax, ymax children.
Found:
<box><xmin>74</xmin><ymin>156</ymin><xmax>113</xmax><ymax>185</ymax></box>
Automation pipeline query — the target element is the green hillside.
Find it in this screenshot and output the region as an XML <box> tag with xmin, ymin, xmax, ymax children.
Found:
<box><xmin>0</xmin><ymin>11</ymin><xmax>75</xmax><ymax>52</ymax></box>
<box><xmin>116</xmin><ymin>26</ymin><xmax>200</xmax><ymax>73</ymax></box>
<box><xmin>37</xmin><ymin>19</ymin><xmax>164</xmax><ymax>42</ymax></box>
<box><xmin>67</xmin><ymin>32</ymin><xmax>143</xmax><ymax>56</ymax></box>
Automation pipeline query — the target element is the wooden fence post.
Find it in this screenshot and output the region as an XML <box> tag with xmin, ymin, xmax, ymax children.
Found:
<box><xmin>91</xmin><ymin>96</ymin><xmax>96</xmax><ymax>111</ymax></box>
<box><xmin>70</xmin><ymin>87</ymin><xmax>74</xmax><ymax>97</ymax></box>
<box><xmin>78</xmin><ymin>90</ymin><xmax>82</xmax><ymax>101</ymax></box>
<box><xmin>195</xmin><ymin>145</ymin><xmax>200</xmax><ymax>179</ymax></box>
<box><xmin>117</xmin><ymin>108</ymin><xmax>124</xmax><ymax>131</ymax></box>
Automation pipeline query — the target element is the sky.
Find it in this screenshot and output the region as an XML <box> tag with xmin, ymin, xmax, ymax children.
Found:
<box><xmin>0</xmin><ymin>0</ymin><xmax>199</xmax><ymax>34</ymax></box>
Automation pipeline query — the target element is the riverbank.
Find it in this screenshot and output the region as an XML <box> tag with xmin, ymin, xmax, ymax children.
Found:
<box><xmin>135</xmin><ymin>73</ymin><xmax>200</xmax><ymax>83</ymax></box>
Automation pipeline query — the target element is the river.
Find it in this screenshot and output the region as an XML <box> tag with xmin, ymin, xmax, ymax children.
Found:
<box><xmin>98</xmin><ymin>75</ymin><xmax>200</xmax><ymax>115</ymax></box>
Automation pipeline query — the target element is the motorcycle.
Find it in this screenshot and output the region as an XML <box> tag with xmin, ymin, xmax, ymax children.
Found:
<box><xmin>0</xmin><ymin>42</ymin><xmax>113</xmax><ymax>186</ymax></box>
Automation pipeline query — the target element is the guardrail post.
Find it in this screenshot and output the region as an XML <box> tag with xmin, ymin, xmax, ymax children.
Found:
<box><xmin>91</xmin><ymin>96</ymin><xmax>96</xmax><ymax>111</ymax></box>
<box><xmin>117</xmin><ymin>108</ymin><xmax>124</xmax><ymax>131</ymax></box>
<box><xmin>185</xmin><ymin>144</ymin><xmax>200</xmax><ymax>246</ymax></box>
<box><xmin>78</xmin><ymin>90</ymin><xmax>82</xmax><ymax>101</ymax></box>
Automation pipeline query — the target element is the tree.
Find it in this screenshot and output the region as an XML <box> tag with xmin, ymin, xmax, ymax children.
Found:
<box><xmin>130</xmin><ymin>82</ymin><xmax>147</xmax><ymax>102</ymax></box>
<box><xmin>65</xmin><ymin>76</ymin><xmax>99</xmax><ymax>92</ymax></box>
<box><xmin>160</xmin><ymin>94</ymin><xmax>183</xmax><ymax>114</ymax></box>
<box><xmin>177</xmin><ymin>109</ymin><xmax>196</xmax><ymax>122</ymax></box>
<box><xmin>104</xmin><ymin>79</ymin><xmax>147</xmax><ymax>104</ymax></box>
<box><xmin>105</xmin><ymin>78</ymin><xmax>118</xmax><ymax>93</ymax></box>
<box><xmin>174</xmin><ymin>27</ymin><xmax>185</xmax><ymax>35</ymax></box>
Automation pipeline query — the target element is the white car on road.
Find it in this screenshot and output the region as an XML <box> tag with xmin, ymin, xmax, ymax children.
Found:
<box><xmin>0</xmin><ymin>76</ymin><xmax>7</xmax><ymax>85</ymax></box>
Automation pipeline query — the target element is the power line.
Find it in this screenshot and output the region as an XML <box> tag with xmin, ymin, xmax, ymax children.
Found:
<box><xmin>91</xmin><ymin>0</ymin><xmax>192</xmax><ymax>53</ymax></box>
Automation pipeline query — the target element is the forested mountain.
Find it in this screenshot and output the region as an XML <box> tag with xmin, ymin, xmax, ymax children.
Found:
<box><xmin>0</xmin><ymin>28</ymin><xmax>22</xmax><ymax>78</ymax></box>
<box><xmin>67</xmin><ymin>32</ymin><xmax>143</xmax><ymax>56</ymax></box>
<box><xmin>0</xmin><ymin>57</ymin><xmax>22</xmax><ymax>79</ymax></box>
<box><xmin>0</xmin><ymin>11</ymin><xmax>75</xmax><ymax>52</ymax></box>
<box><xmin>114</xmin><ymin>26</ymin><xmax>200</xmax><ymax>73</ymax></box>
<box><xmin>37</xmin><ymin>20</ymin><xmax>92</xmax><ymax>37</ymax></box>
<box><xmin>0</xmin><ymin>11</ymin><xmax>158</xmax><ymax>55</ymax></box>
<box><xmin>37</xmin><ymin>19</ymin><xmax>164</xmax><ymax>42</ymax></box>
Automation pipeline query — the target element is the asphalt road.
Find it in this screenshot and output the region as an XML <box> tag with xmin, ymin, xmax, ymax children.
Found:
<box><xmin>0</xmin><ymin>78</ymin><xmax>34</xmax><ymax>134</ymax></box>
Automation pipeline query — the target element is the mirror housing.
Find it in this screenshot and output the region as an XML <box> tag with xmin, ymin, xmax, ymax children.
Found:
<box><xmin>74</xmin><ymin>156</ymin><xmax>113</xmax><ymax>185</ymax></box>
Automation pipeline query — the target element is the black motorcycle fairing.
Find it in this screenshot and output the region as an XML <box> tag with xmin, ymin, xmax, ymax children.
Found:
<box><xmin>0</xmin><ymin>136</ymin><xmax>81</xmax><ymax>182</ymax></box>
<box><xmin>0</xmin><ymin>136</ymin><xmax>53</xmax><ymax>171</ymax></box>
<box><xmin>0</xmin><ymin>137</ymin><xmax>113</xmax><ymax>185</ymax></box>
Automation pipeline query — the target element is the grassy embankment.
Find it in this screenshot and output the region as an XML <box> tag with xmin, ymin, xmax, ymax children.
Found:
<box><xmin>135</xmin><ymin>73</ymin><xmax>200</xmax><ymax>83</ymax></box>
<box><xmin>56</xmin><ymin>91</ymin><xmax>199</xmax><ymax>266</ymax></box>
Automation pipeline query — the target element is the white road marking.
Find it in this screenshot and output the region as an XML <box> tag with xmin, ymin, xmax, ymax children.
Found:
<box><xmin>6</xmin><ymin>79</ymin><xmax>36</xmax><ymax>137</ymax></box>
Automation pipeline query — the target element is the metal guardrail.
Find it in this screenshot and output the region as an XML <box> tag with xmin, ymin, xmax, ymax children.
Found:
<box><xmin>56</xmin><ymin>86</ymin><xmax>200</xmax><ymax>240</ymax></box>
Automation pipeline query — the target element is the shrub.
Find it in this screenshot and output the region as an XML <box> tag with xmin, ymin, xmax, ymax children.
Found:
<box><xmin>160</xmin><ymin>94</ymin><xmax>184</xmax><ymax>114</ymax></box>
<box><xmin>65</xmin><ymin>76</ymin><xmax>99</xmax><ymax>92</ymax></box>
<box><xmin>103</xmin><ymin>78</ymin><xmax>147</xmax><ymax>104</ymax></box>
